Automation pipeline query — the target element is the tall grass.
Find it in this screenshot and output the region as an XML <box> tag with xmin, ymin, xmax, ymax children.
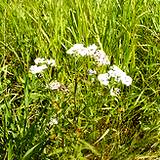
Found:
<box><xmin>0</xmin><ymin>0</ymin><xmax>160</xmax><ymax>159</ymax></box>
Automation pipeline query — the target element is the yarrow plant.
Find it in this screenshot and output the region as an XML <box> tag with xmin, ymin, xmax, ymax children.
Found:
<box><xmin>30</xmin><ymin>45</ymin><xmax>132</xmax><ymax>95</ymax></box>
<box><xmin>48</xmin><ymin>81</ymin><xmax>61</xmax><ymax>90</ymax></box>
<box><xmin>34</xmin><ymin>57</ymin><xmax>45</xmax><ymax>65</ymax></box>
<box><xmin>34</xmin><ymin>57</ymin><xmax>56</xmax><ymax>66</ymax></box>
<box><xmin>92</xmin><ymin>49</ymin><xmax>110</xmax><ymax>65</ymax></box>
<box><xmin>2</xmin><ymin>1</ymin><xmax>159</xmax><ymax>159</ymax></box>
<box><xmin>29</xmin><ymin>57</ymin><xmax>69</xmax><ymax>93</ymax></box>
<box><xmin>66</xmin><ymin>44</ymin><xmax>89</xmax><ymax>56</ymax></box>
<box><xmin>98</xmin><ymin>65</ymin><xmax>132</xmax><ymax>87</ymax></box>
<box><xmin>98</xmin><ymin>73</ymin><xmax>110</xmax><ymax>86</ymax></box>
<box><xmin>29</xmin><ymin>45</ymin><xmax>132</xmax><ymax>99</ymax></box>
<box><xmin>30</xmin><ymin>64</ymin><xmax>48</xmax><ymax>74</ymax></box>
<box><xmin>67</xmin><ymin>44</ymin><xmax>132</xmax><ymax>97</ymax></box>
<box><xmin>30</xmin><ymin>57</ymin><xmax>56</xmax><ymax>74</ymax></box>
<box><xmin>67</xmin><ymin>44</ymin><xmax>110</xmax><ymax>65</ymax></box>
<box><xmin>88</xmin><ymin>69</ymin><xmax>97</xmax><ymax>75</ymax></box>
<box><xmin>109</xmin><ymin>65</ymin><xmax>132</xmax><ymax>86</ymax></box>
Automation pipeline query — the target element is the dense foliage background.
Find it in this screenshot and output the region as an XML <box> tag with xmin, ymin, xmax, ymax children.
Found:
<box><xmin>0</xmin><ymin>0</ymin><xmax>160</xmax><ymax>159</ymax></box>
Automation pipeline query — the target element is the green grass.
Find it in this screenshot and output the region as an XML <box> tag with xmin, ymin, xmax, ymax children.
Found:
<box><xmin>0</xmin><ymin>0</ymin><xmax>160</xmax><ymax>159</ymax></box>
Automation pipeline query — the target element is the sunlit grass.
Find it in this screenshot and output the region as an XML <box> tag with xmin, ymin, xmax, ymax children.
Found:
<box><xmin>0</xmin><ymin>0</ymin><xmax>160</xmax><ymax>159</ymax></box>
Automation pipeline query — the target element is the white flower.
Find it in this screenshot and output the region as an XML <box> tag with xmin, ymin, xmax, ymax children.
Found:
<box><xmin>110</xmin><ymin>88</ymin><xmax>121</xmax><ymax>96</ymax></box>
<box><xmin>108</xmin><ymin>70</ymin><xmax>117</xmax><ymax>79</ymax></box>
<box><xmin>66</xmin><ymin>44</ymin><xmax>86</xmax><ymax>55</ymax></box>
<box><xmin>108</xmin><ymin>66</ymin><xmax>126</xmax><ymax>82</ymax></box>
<box><xmin>67</xmin><ymin>44</ymin><xmax>95</xmax><ymax>56</ymax></box>
<box><xmin>121</xmin><ymin>75</ymin><xmax>132</xmax><ymax>86</ymax></box>
<box><xmin>72</xmin><ymin>44</ymin><xmax>84</xmax><ymax>50</ymax></box>
<box><xmin>30</xmin><ymin>64</ymin><xmax>47</xmax><ymax>74</ymax></box>
<box><xmin>67</xmin><ymin>44</ymin><xmax>98</xmax><ymax>57</ymax></box>
<box><xmin>49</xmin><ymin>118</ymin><xmax>58</xmax><ymax>125</ymax></box>
<box><xmin>87</xmin><ymin>44</ymin><xmax>97</xmax><ymax>55</ymax></box>
<box><xmin>88</xmin><ymin>69</ymin><xmax>97</xmax><ymax>75</ymax></box>
<box><xmin>99</xmin><ymin>56</ymin><xmax>110</xmax><ymax>65</ymax></box>
<box><xmin>97</xmin><ymin>65</ymin><xmax>132</xmax><ymax>86</ymax></box>
<box><xmin>98</xmin><ymin>73</ymin><xmax>110</xmax><ymax>86</ymax></box>
<box><xmin>78</xmin><ymin>47</ymin><xmax>89</xmax><ymax>56</ymax></box>
<box><xmin>46</xmin><ymin>59</ymin><xmax>56</xmax><ymax>66</ymax></box>
<box><xmin>34</xmin><ymin>58</ymin><xmax>45</xmax><ymax>65</ymax></box>
<box><xmin>108</xmin><ymin>65</ymin><xmax>132</xmax><ymax>86</ymax></box>
<box><xmin>48</xmin><ymin>81</ymin><xmax>61</xmax><ymax>90</ymax></box>
<box><xmin>92</xmin><ymin>50</ymin><xmax>110</xmax><ymax>65</ymax></box>
<box><xmin>34</xmin><ymin>57</ymin><xmax>56</xmax><ymax>66</ymax></box>
<box><xmin>110</xmin><ymin>65</ymin><xmax>125</xmax><ymax>76</ymax></box>
<box><xmin>67</xmin><ymin>44</ymin><xmax>111</xmax><ymax>65</ymax></box>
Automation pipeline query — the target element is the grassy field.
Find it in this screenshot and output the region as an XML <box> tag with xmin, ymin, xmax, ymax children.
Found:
<box><xmin>0</xmin><ymin>0</ymin><xmax>160</xmax><ymax>159</ymax></box>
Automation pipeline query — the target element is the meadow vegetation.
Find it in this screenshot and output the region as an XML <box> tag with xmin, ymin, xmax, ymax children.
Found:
<box><xmin>0</xmin><ymin>0</ymin><xmax>160</xmax><ymax>159</ymax></box>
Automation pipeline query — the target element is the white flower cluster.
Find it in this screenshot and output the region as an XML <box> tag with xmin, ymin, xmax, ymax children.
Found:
<box><xmin>67</xmin><ymin>44</ymin><xmax>89</xmax><ymax>56</ymax></box>
<box><xmin>30</xmin><ymin>65</ymin><xmax>48</xmax><ymax>74</ymax></box>
<box><xmin>49</xmin><ymin>117</ymin><xmax>58</xmax><ymax>125</ymax></box>
<box><xmin>91</xmin><ymin>49</ymin><xmax>110</xmax><ymax>65</ymax></box>
<box><xmin>98</xmin><ymin>73</ymin><xmax>110</xmax><ymax>86</ymax></box>
<box><xmin>88</xmin><ymin>69</ymin><xmax>97</xmax><ymax>75</ymax></box>
<box><xmin>29</xmin><ymin>44</ymin><xmax>132</xmax><ymax>96</ymax></box>
<box><xmin>30</xmin><ymin>57</ymin><xmax>56</xmax><ymax>74</ymax></box>
<box><xmin>109</xmin><ymin>65</ymin><xmax>132</xmax><ymax>86</ymax></box>
<box><xmin>67</xmin><ymin>44</ymin><xmax>110</xmax><ymax>65</ymax></box>
<box><xmin>98</xmin><ymin>65</ymin><xmax>132</xmax><ymax>86</ymax></box>
<box><xmin>48</xmin><ymin>81</ymin><xmax>61</xmax><ymax>90</ymax></box>
<box><xmin>47</xmin><ymin>81</ymin><xmax>69</xmax><ymax>93</ymax></box>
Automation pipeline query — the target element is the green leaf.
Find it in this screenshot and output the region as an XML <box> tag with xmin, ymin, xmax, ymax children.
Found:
<box><xmin>79</xmin><ymin>139</ymin><xmax>100</xmax><ymax>157</ymax></box>
<box><xmin>22</xmin><ymin>143</ymin><xmax>41</xmax><ymax>160</ymax></box>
